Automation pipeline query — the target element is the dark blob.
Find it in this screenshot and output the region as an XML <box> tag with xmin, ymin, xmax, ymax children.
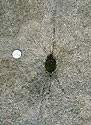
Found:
<box><xmin>45</xmin><ymin>54</ymin><xmax>56</xmax><ymax>73</ymax></box>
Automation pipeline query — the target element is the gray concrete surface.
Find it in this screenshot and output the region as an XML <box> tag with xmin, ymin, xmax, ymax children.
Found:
<box><xmin>0</xmin><ymin>0</ymin><xmax>91</xmax><ymax>125</ymax></box>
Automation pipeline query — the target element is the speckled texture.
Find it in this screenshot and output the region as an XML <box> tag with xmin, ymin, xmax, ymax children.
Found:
<box><xmin>0</xmin><ymin>0</ymin><xmax>91</xmax><ymax>125</ymax></box>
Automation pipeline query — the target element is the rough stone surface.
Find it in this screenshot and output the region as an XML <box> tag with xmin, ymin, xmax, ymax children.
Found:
<box><xmin>0</xmin><ymin>0</ymin><xmax>91</xmax><ymax>125</ymax></box>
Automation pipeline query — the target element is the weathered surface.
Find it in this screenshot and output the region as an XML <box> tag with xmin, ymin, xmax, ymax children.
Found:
<box><xmin>0</xmin><ymin>0</ymin><xmax>91</xmax><ymax>125</ymax></box>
